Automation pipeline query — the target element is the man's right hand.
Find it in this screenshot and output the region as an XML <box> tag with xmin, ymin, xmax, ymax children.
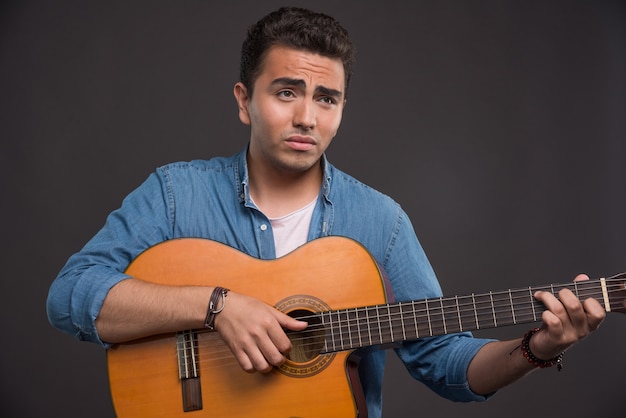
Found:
<box><xmin>213</xmin><ymin>291</ymin><xmax>308</xmax><ymax>373</ymax></box>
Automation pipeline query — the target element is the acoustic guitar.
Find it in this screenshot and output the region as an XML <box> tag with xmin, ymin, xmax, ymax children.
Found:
<box><xmin>107</xmin><ymin>236</ymin><xmax>626</xmax><ymax>417</ymax></box>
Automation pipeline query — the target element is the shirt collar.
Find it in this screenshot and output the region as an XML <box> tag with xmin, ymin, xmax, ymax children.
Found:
<box><xmin>235</xmin><ymin>144</ymin><xmax>333</xmax><ymax>204</ymax></box>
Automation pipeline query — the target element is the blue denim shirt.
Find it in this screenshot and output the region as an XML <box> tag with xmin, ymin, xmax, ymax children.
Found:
<box><xmin>47</xmin><ymin>147</ymin><xmax>491</xmax><ymax>417</ymax></box>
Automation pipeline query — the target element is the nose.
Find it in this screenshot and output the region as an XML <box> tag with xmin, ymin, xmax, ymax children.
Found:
<box><xmin>293</xmin><ymin>100</ymin><xmax>316</xmax><ymax>130</ymax></box>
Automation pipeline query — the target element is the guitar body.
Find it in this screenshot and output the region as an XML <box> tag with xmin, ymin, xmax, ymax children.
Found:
<box><xmin>107</xmin><ymin>236</ymin><xmax>391</xmax><ymax>417</ymax></box>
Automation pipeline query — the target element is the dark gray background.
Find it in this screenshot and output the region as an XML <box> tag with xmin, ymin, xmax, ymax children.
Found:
<box><xmin>1</xmin><ymin>1</ymin><xmax>624</xmax><ymax>417</ymax></box>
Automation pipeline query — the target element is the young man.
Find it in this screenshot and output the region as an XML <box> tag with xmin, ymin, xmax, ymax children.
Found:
<box><xmin>47</xmin><ymin>7</ymin><xmax>605</xmax><ymax>417</ymax></box>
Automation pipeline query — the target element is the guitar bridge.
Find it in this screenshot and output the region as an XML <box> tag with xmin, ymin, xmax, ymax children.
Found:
<box><xmin>177</xmin><ymin>330</ymin><xmax>203</xmax><ymax>412</ymax></box>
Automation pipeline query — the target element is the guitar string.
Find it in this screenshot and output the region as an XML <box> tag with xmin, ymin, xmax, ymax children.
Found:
<box><xmin>271</xmin><ymin>281</ymin><xmax>624</xmax><ymax>343</ymax></box>
<box><xmin>190</xmin><ymin>282</ymin><xmax>624</xmax><ymax>352</ymax></box>
<box><xmin>190</xmin><ymin>280</ymin><xmax>622</xmax><ymax>352</ymax></box>
<box><xmin>177</xmin><ymin>282</ymin><xmax>624</xmax><ymax>370</ymax></box>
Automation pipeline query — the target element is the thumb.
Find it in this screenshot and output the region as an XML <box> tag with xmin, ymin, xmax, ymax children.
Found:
<box><xmin>275</xmin><ymin>310</ymin><xmax>308</xmax><ymax>331</ymax></box>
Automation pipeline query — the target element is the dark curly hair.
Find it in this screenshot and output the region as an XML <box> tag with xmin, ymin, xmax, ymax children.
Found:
<box><xmin>239</xmin><ymin>7</ymin><xmax>356</xmax><ymax>97</ymax></box>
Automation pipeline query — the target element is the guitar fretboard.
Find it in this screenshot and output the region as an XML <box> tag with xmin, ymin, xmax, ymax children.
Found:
<box><xmin>319</xmin><ymin>276</ymin><xmax>625</xmax><ymax>353</ymax></box>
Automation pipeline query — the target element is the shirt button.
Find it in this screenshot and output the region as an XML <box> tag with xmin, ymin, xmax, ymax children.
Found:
<box><xmin>260</xmin><ymin>224</ymin><xmax>268</xmax><ymax>231</ymax></box>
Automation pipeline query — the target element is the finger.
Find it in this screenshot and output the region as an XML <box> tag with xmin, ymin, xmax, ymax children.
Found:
<box><xmin>582</xmin><ymin>297</ymin><xmax>606</xmax><ymax>330</ymax></box>
<box><xmin>244</xmin><ymin>343</ymin><xmax>275</xmax><ymax>373</ymax></box>
<box><xmin>535</xmin><ymin>290</ymin><xmax>567</xmax><ymax>322</ymax></box>
<box><xmin>275</xmin><ymin>310</ymin><xmax>308</xmax><ymax>331</ymax></box>
<box><xmin>266</xmin><ymin>318</ymin><xmax>297</xmax><ymax>356</ymax></box>
<box><xmin>573</xmin><ymin>273</ymin><xmax>590</xmax><ymax>282</ymax></box>
<box><xmin>257</xmin><ymin>329</ymin><xmax>290</xmax><ymax>369</ymax></box>
<box><xmin>231</xmin><ymin>346</ymin><xmax>258</xmax><ymax>373</ymax></box>
<box><xmin>555</xmin><ymin>288</ymin><xmax>590</xmax><ymax>340</ymax></box>
<box><xmin>540</xmin><ymin>309</ymin><xmax>564</xmax><ymax>334</ymax></box>
<box><xmin>535</xmin><ymin>291</ymin><xmax>567</xmax><ymax>338</ymax></box>
<box><xmin>232</xmin><ymin>332</ymin><xmax>286</xmax><ymax>373</ymax></box>
<box><xmin>267</xmin><ymin>310</ymin><xmax>308</xmax><ymax>355</ymax></box>
<box><xmin>566</xmin><ymin>274</ymin><xmax>604</xmax><ymax>332</ymax></box>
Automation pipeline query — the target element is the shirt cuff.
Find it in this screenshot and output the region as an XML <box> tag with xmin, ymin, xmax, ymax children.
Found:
<box><xmin>70</xmin><ymin>266</ymin><xmax>131</xmax><ymax>347</ymax></box>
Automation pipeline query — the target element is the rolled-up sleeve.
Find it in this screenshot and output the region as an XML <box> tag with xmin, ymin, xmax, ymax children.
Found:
<box><xmin>383</xmin><ymin>209</ymin><xmax>496</xmax><ymax>402</ymax></box>
<box><xmin>396</xmin><ymin>333</ymin><xmax>494</xmax><ymax>402</ymax></box>
<box><xmin>46</xmin><ymin>171</ymin><xmax>172</xmax><ymax>346</ymax></box>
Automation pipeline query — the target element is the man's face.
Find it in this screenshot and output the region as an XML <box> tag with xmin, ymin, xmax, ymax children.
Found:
<box><xmin>234</xmin><ymin>45</ymin><xmax>346</xmax><ymax>175</ymax></box>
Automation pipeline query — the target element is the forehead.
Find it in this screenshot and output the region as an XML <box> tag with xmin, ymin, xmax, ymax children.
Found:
<box><xmin>257</xmin><ymin>45</ymin><xmax>345</xmax><ymax>90</ymax></box>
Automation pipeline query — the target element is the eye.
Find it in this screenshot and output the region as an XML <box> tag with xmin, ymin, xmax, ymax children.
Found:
<box><xmin>277</xmin><ymin>90</ymin><xmax>295</xmax><ymax>99</ymax></box>
<box><xmin>319</xmin><ymin>96</ymin><xmax>337</xmax><ymax>106</ymax></box>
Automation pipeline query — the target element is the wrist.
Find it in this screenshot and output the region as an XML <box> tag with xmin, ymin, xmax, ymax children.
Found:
<box><xmin>203</xmin><ymin>287</ymin><xmax>229</xmax><ymax>330</ymax></box>
<box><xmin>521</xmin><ymin>327</ymin><xmax>564</xmax><ymax>371</ymax></box>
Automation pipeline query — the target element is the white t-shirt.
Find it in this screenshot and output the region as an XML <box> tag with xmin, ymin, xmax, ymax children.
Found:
<box><xmin>268</xmin><ymin>198</ymin><xmax>317</xmax><ymax>258</ymax></box>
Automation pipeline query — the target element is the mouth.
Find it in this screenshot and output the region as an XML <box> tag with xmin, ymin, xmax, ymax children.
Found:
<box><xmin>285</xmin><ymin>135</ymin><xmax>317</xmax><ymax>151</ymax></box>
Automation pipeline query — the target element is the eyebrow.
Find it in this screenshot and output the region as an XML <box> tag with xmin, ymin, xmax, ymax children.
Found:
<box><xmin>270</xmin><ymin>77</ymin><xmax>343</xmax><ymax>99</ymax></box>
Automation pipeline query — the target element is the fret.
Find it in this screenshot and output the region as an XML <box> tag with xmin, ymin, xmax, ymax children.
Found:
<box><xmin>375</xmin><ymin>305</ymin><xmax>384</xmax><ymax>344</ymax></box>
<box><xmin>365</xmin><ymin>306</ymin><xmax>373</xmax><ymax>347</ymax></box>
<box><xmin>395</xmin><ymin>302</ymin><xmax>407</xmax><ymax>341</ymax></box>
<box><xmin>571</xmin><ymin>281</ymin><xmax>587</xmax><ymax>297</ymax></box>
<box><xmin>508</xmin><ymin>290</ymin><xmax>516</xmax><ymax>324</ymax></box>
<box><xmin>337</xmin><ymin>309</ymin><xmax>347</xmax><ymax>350</ymax></box>
<box><xmin>425</xmin><ymin>299</ymin><xmax>433</xmax><ymax>336</ymax></box>
<box><xmin>489</xmin><ymin>291</ymin><xmax>497</xmax><ymax>327</ymax></box>
<box><xmin>506</xmin><ymin>288</ymin><xmax>537</xmax><ymax>324</ymax></box>
<box><xmin>378</xmin><ymin>304</ymin><xmax>393</xmax><ymax>344</ymax></box>
<box><xmin>321</xmin><ymin>311</ymin><xmax>329</xmax><ymax>353</ymax></box>
<box><xmin>411</xmin><ymin>300</ymin><xmax>420</xmax><ymax>339</ymax></box>
<box><xmin>330</xmin><ymin>310</ymin><xmax>339</xmax><ymax>351</ymax></box>
<box><xmin>350</xmin><ymin>310</ymin><xmax>359</xmax><ymax>348</ymax></box>
<box><xmin>403</xmin><ymin>302</ymin><xmax>410</xmax><ymax>340</ymax></box>
<box><xmin>387</xmin><ymin>305</ymin><xmax>395</xmax><ymax>342</ymax></box>
<box><xmin>471</xmin><ymin>294</ymin><xmax>479</xmax><ymax>329</ymax></box>
<box><xmin>354</xmin><ymin>307</ymin><xmax>363</xmax><ymax>348</ymax></box>
<box><xmin>346</xmin><ymin>308</ymin><xmax>356</xmax><ymax>349</ymax></box>
<box><xmin>393</xmin><ymin>302</ymin><xmax>414</xmax><ymax>341</ymax></box>
<box><xmin>528</xmin><ymin>287</ymin><xmax>537</xmax><ymax>322</ymax></box>
<box><xmin>342</xmin><ymin>309</ymin><xmax>351</xmax><ymax>350</ymax></box>
<box><xmin>441</xmin><ymin>297</ymin><xmax>462</xmax><ymax>334</ymax></box>
<box><xmin>376</xmin><ymin>305</ymin><xmax>388</xmax><ymax>344</ymax></box>
<box><xmin>459</xmin><ymin>295</ymin><xmax>479</xmax><ymax>332</ymax></box>
<box><xmin>492</xmin><ymin>290</ymin><xmax>516</xmax><ymax>327</ymax></box>
<box><xmin>328</xmin><ymin>311</ymin><xmax>338</xmax><ymax>352</ymax></box>
<box><xmin>455</xmin><ymin>296</ymin><xmax>462</xmax><ymax>331</ymax></box>
<box><xmin>325</xmin><ymin>309</ymin><xmax>348</xmax><ymax>353</ymax></box>
<box><xmin>425</xmin><ymin>298</ymin><xmax>443</xmax><ymax>336</ymax></box>
<box><xmin>413</xmin><ymin>300</ymin><xmax>431</xmax><ymax>338</ymax></box>
<box><xmin>439</xmin><ymin>298</ymin><xmax>447</xmax><ymax>334</ymax></box>
<box><xmin>470</xmin><ymin>293</ymin><xmax>495</xmax><ymax>329</ymax></box>
<box><xmin>549</xmin><ymin>283</ymin><xmax>575</xmax><ymax>299</ymax></box>
<box><xmin>333</xmin><ymin>310</ymin><xmax>343</xmax><ymax>351</ymax></box>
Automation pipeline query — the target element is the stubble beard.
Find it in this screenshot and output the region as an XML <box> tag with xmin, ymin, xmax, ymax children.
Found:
<box><xmin>270</xmin><ymin>150</ymin><xmax>320</xmax><ymax>176</ymax></box>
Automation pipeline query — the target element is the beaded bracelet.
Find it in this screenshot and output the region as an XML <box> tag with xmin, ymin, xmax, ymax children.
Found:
<box><xmin>520</xmin><ymin>327</ymin><xmax>564</xmax><ymax>371</ymax></box>
<box><xmin>204</xmin><ymin>286</ymin><xmax>229</xmax><ymax>330</ymax></box>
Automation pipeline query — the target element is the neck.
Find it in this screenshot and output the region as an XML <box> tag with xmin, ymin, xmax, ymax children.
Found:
<box><xmin>247</xmin><ymin>155</ymin><xmax>323</xmax><ymax>219</ymax></box>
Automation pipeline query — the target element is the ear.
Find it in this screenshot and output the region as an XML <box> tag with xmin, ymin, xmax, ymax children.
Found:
<box><xmin>233</xmin><ymin>82</ymin><xmax>251</xmax><ymax>125</ymax></box>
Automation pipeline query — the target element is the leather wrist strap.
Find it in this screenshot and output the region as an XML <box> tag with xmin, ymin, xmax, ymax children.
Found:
<box><xmin>204</xmin><ymin>287</ymin><xmax>229</xmax><ymax>330</ymax></box>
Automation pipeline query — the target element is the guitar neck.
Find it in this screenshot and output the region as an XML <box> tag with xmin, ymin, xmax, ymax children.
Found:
<box><xmin>319</xmin><ymin>274</ymin><xmax>626</xmax><ymax>353</ymax></box>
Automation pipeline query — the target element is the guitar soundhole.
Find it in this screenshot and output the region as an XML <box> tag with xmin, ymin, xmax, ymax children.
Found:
<box><xmin>286</xmin><ymin>309</ymin><xmax>324</xmax><ymax>363</ymax></box>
